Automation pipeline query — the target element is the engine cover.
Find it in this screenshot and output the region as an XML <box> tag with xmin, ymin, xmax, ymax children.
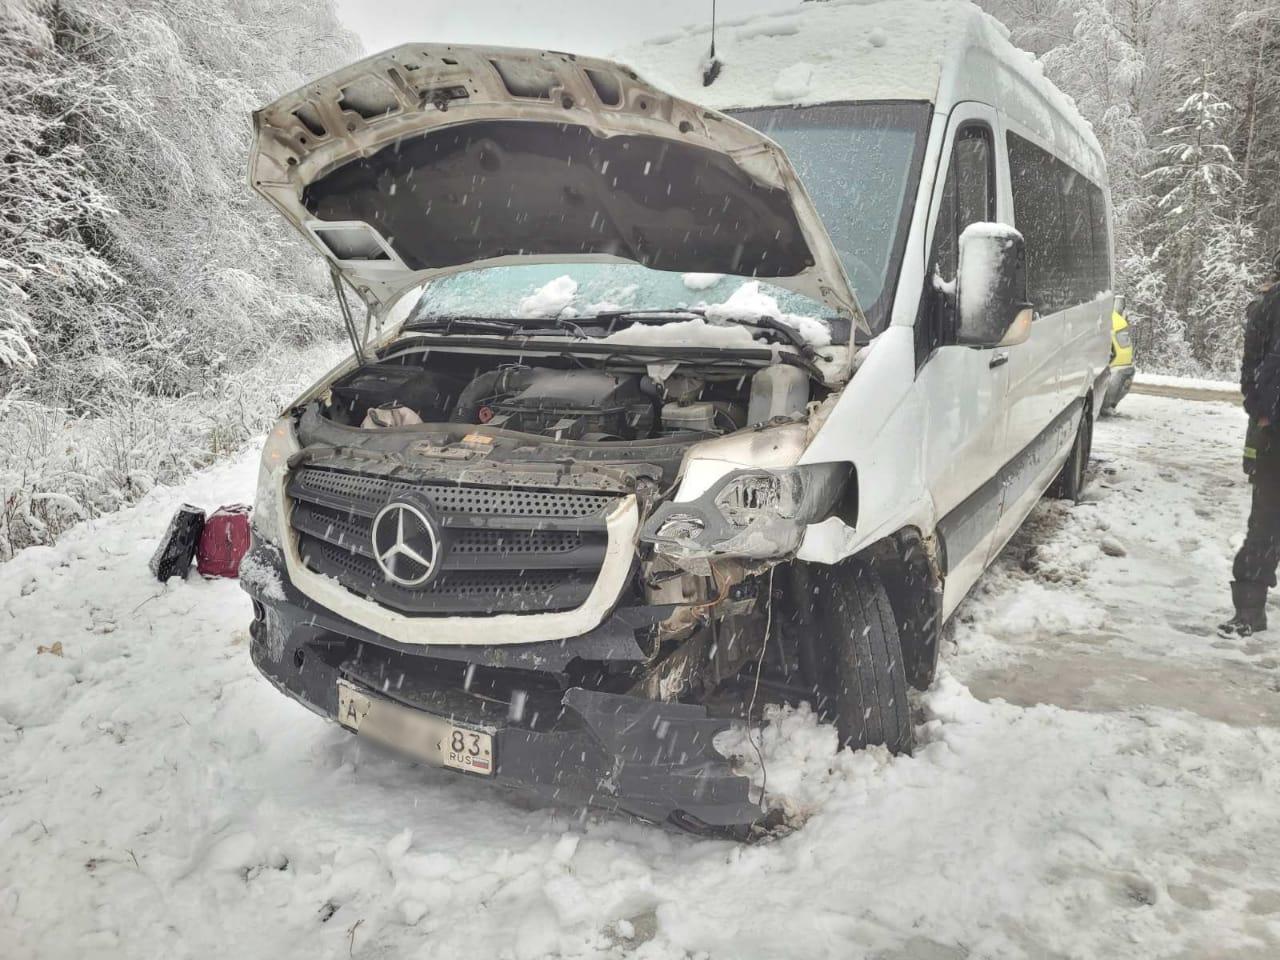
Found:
<box><xmin>484</xmin><ymin>370</ymin><xmax>655</xmax><ymax>440</ymax></box>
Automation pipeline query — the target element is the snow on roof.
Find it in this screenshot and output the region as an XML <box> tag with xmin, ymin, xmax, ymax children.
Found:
<box><xmin>625</xmin><ymin>0</ymin><xmax>963</xmax><ymax>108</ymax></box>
<box><xmin>621</xmin><ymin>0</ymin><xmax>1102</xmax><ymax>176</ymax></box>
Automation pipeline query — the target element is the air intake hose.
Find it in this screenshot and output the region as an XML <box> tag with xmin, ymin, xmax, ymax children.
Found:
<box><xmin>453</xmin><ymin>365</ymin><xmax>536</xmax><ymax>422</ymax></box>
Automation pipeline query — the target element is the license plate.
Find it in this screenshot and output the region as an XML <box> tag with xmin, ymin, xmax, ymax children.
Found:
<box><xmin>336</xmin><ymin>680</ymin><xmax>494</xmax><ymax>776</ymax></box>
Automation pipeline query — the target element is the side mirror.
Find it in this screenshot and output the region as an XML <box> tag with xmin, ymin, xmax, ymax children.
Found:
<box><xmin>956</xmin><ymin>223</ymin><xmax>1034</xmax><ymax>348</ymax></box>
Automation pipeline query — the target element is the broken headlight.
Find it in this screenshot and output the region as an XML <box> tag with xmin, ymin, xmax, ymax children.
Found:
<box><xmin>714</xmin><ymin>471</ymin><xmax>806</xmax><ymax>526</ymax></box>
<box><xmin>643</xmin><ymin>462</ymin><xmax>851</xmax><ymax>561</ymax></box>
<box><xmin>654</xmin><ymin>514</ymin><xmax>707</xmax><ymax>541</ymax></box>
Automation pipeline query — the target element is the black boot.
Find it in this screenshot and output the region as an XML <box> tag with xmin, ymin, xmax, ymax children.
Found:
<box><xmin>1218</xmin><ymin>582</ymin><xmax>1269</xmax><ymax>637</ymax></box>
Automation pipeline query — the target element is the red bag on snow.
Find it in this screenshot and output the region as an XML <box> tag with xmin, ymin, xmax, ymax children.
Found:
<box><xmin>197</xmin><ymin>504</ymin><xmax>252</xmax><ymax>578</ymax></box>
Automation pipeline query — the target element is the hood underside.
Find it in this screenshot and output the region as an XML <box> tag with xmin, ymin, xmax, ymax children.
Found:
<box><xmin>249</xmin><ymin>44</ymin><xmax>863</xmax><ymax>324</ymax></box>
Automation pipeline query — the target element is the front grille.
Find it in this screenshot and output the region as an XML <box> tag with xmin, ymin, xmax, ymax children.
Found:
<box><xmin>309</xmin><ymin>541</ymin><xmax>595</xmax><ymax>613</ymax></box>
<box><xmin>452</xmin><ymin>529</ymin><xmax>582</xmax><ymax>555</ymax></box>
<box><xmin>290</xmin><ymin>467</ymin><xmax>613</xmax><ymax>518</ymax></box>
<box><xmin>287</xmin><ymin>465</ymin><xmax>616</xmax><ymax>615</ymax></box>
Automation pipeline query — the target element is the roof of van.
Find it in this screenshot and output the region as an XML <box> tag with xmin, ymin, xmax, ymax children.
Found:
<box><xmin>620</xmin><ymin>0</ymin><xmax>1105</xmax><ymax>182</ymax></box>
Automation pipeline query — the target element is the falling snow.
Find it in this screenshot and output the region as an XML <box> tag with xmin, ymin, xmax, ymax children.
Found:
<box><xmin>4</xmin><ymin>392</ymin><xmax>1280</xmax><ymax>958</ymax></box>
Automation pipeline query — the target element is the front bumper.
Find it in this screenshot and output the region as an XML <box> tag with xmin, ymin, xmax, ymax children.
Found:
<box><xmin>241</xmin><ymin>544</ymin><xmax>760</xmax><ymax>831</ymax></box>
<box><xmin>1104</xmin><ymin>364</ymin><xmax>1134</xmax><ymax>409</ymax></box>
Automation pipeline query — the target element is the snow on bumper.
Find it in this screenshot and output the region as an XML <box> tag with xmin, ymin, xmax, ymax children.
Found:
<box><xmin>242</xmin><ymin>545</ymin><xmax>760</xmax><ymax>830</ymax></box>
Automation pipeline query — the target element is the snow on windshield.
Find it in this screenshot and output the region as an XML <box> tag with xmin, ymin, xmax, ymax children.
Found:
<box><xmin>599</xmin><ymin>280</ymin><xmax>834</xmax><ymax>349</ymax></box>
<box><xmin>412</xmin><ymin>265</ymin><xmax>837</xmax><ymax>347</ymax></box>
<box><xmin>600</xmin><ymin>317</ymin><xmax>759</xmax><ymax>349</ymax></box>
<box><xmin>682</xmin><ymin>273</ymin><xmax>723</xmax><ymax>291</ymax></box>
<box><xmin>516</xmin><ymin>275</ymin><xmax>578</xmax><ymax>319</ymax></box>
<box><xmin>704</xmin><ymin>281</ymin><xmax>832</xmax><ymax>347</ymax></box>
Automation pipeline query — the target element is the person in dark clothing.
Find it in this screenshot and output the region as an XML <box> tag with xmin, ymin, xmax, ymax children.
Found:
<box><xmin>1221</xmin><ymin>251</ymin><xmax>1280</xmax><ymax>637</ymax></box>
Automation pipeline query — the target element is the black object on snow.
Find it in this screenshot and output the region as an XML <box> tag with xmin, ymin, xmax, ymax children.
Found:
<box><xmin>148</xmin><ymin>504</ymin><xmax>206</xmax><ymax>582</ymax></box>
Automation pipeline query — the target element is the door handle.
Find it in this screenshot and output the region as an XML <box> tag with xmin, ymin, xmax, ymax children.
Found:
<box><xmin>989</xmin><ymin>350</ymin><xmax>1010</xmax><ymax>369</ymax></box>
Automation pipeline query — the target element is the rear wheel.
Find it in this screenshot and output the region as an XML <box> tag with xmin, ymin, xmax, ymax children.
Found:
<box><xmin>1051</xmin><ymin>403</ymin><xmax>1093</xmax><ymax>502</ymax></box>
<box><xmin>805</xmin><ymin>561</ymin><xmax>914</xmax><ymax>755</ymax></box>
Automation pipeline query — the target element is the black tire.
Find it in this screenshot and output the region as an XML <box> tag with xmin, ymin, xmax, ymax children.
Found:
<box><xmin>1051</xmin><ymin>403</ymin><xmax>1093</xmax><ymax>502</ymax></box>
<box><xmin>807</xmin><ymin>561</ymin><xmax>914</xmax><ymax>755</ymax></box>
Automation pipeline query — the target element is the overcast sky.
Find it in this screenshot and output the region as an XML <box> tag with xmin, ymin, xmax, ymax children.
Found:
<box><xmin>334</xmin><ymin>0</ymin><xmax>796</xmax><ymax>59</ymax></box>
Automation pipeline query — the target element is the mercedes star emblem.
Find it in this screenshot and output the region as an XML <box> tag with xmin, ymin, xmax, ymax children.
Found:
<box><xmin>371</xmin><ymin>501</ymin><xmax>440</xmax><ymax>587</ymax></box>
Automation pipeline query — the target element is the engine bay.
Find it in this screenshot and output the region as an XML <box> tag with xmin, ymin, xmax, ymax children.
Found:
<box><xmin>320</xmin><ymin>345</ymin><xmax>815</xmax><ymax>443</ymax></box>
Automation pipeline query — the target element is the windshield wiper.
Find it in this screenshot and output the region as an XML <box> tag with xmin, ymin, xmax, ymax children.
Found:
<box><xmin>728</xmin><ymin>315</ymin><xmax>819</xmax><ymax>359</ymax></box>
<box><xmin>404</xmin><ymin>315</ymin><xmax>591</xmax><ymax>339</ymax></box>
<box><xmin>407</xmin><ymin>310</ymin><xmax>822</xmax><ymax>356</ymax></box>
<box><xmin>407</xmin><ymin>316</ymin><xmax>522</xmax><ymax>335</ymax></box>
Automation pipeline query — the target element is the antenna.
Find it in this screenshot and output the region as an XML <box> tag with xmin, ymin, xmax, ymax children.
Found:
<box><xmin>702</xmin><ymin>0</ymin><xmax>722</xmax><ymax>86</ymax></box>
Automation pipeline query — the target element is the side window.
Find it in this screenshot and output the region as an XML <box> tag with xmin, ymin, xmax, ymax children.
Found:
<box><xmin>1008</xmin><ymin>133</ymin><xmax>1065</xmax><ymax>312</ymax></box>
<box><xmin>931</xmin><ymin>126</ymin><xmax>995</xmax><ymax>283</ymax></box>
<box><xmin>919</xmin><ymin>124</ymin><xmax>995</xmax><ymax>360</ymax></box>
<box><xmin>1008</xmin><ymin>131</ymin><xmax>1110</xmax><ymax>313</ymax></box>
<box><xmin>1062</xmin><ymin>169</ymin><xmax>1095</xmax><ymax>303</ymax></box>
<box><xmin>1088</xmin><ymin>185</ymin><xmax>1112</xmax><ymax>294</ymax></box>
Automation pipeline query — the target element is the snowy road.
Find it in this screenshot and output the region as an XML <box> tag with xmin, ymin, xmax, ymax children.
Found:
<box><xmin>4</xmin><ymin>394</ymin><xmax>1280</xmax><ymax>960</ymax></box>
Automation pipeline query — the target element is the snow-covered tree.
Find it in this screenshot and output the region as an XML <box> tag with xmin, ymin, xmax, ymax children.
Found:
<box><xmin>0</xmin><ymin>0</ymin><xmax>361</xmax><ymax>402</ymax></box>
<box><xmin>1190</xmin><ymin>218</ymin><xmax>1263</xmax><ymax>373</ymax></box>
<box><xmin>0</xmin><ymin>0</ymin><xmax>361</xmax><ymax>555</ymax></box>
<box><xmin>0</xmin><ymin>8</ymin><xmax>122</xmax><ymax>371</ymax></box>
<box><xmin>1145</xmin><ymin>68</ymin><xmax>1243</xmax><ymax>360</ymax></box>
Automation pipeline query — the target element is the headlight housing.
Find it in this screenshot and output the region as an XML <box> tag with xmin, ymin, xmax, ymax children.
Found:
<box><xmin>643</xmin><ymin>462</ymin><xmax>852</xmax><ymax>561</ymax></box>
<box><xmin>252</xmin><ymin>417</ymin><xmax>299</xmax><ymax>545</ymax></box>
<box><xmin>713</xmin><ymin>471</ymin><xmax>809</xmax><ymax>525</ymax></box>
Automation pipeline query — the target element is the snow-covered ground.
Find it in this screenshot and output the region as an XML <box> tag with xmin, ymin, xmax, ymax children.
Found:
<box><xmin>1134</xmin><ymin>371</ymin><xmax>1240</xmax><ymax>394</ymax></box>
<box><xmin>4</xmin><ymin>394</ymin><xmax>1280</xmax><ymax>960</ymax></box>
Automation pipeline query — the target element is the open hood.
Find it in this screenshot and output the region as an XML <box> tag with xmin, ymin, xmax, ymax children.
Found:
<box><xmin>250</xmin><ymin>44</ymin><xmax>864</xmax><ymax>325</ymax></box>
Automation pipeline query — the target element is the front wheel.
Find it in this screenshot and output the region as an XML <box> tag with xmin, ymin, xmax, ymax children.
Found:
<box><xmin>806</xmin><ymin>561</ymin><xmax>914</xmax><ymax>755</ymax></box>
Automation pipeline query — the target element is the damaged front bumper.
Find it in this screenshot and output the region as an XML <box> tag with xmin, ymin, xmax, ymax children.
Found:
<box><xmin>242</xmin><ymin>544</ymin><xmax>761</xmax><ymax>832</ymax></box>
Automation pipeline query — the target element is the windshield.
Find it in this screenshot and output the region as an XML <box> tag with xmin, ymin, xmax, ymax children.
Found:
<box><xmin>411</xmin><ymin>266</ymin><xmax>837</xmax><ymax>325</ymax></box>
<box><xmin>731</xmin><ymin>102</ymin><xmax>931</xmax><ymax>330</ymax></box>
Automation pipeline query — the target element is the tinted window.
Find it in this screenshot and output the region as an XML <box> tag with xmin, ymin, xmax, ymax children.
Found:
<box><xmin>918</xmin><ymin>125</ymin><xmax>996</xmax><ymax>357</ymax></box>
<box><xmin>1087</xmin><ymin>187</ymin><xmax>1112</xmax><ymax>295</ymax></box>
<box><xmin>931</xmin><ymin>127</ymin><xmax>995</xmax><ymax>282</ymax></box>
<box><xmin>1007</xmin><ymin>132</ymin><xmax>1111</xmax><ymax>313</ymax></box>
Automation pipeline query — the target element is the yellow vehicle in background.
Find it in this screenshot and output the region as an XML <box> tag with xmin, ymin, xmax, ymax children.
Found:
<box><xmin>1103</xmin><ymin>295</ymin><xmax>1135</xmax><ymax>413</ymax></box>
